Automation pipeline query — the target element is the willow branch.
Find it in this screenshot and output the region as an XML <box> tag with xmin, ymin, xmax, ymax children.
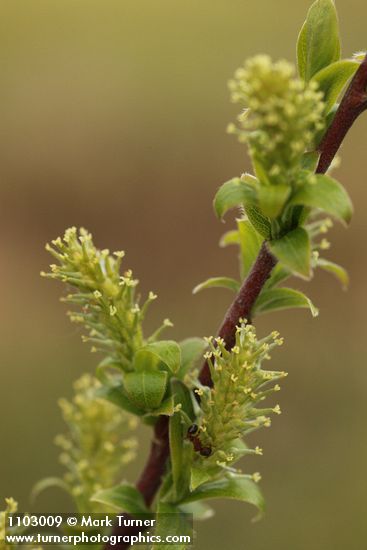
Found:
<box><xmin>201</xmin><ymin>53</ymin><xmax>367</xmax><ymax>388</ymax></box>
<box><xmin>317</xmin><ymin>54</ymin><xmax>367</xmax><ymax>173</ymax></box>
<box><xmin>108</xmin><ymin>53</ymin><xmax>367</xmax><ymax>549</ymax></box>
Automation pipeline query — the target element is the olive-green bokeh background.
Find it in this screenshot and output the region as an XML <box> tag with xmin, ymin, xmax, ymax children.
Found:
<box><xmin>1</xmin><ymin>1</ymin><xmax>367</xmax><ymax>548</ymax></box>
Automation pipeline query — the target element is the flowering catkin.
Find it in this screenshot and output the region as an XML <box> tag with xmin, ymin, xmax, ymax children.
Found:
<box><xmin>228</xmin><ymin>55</ymin><xmax>324</xmax><ymax>185</ymax></box>
<box><xmin>55</xmin><ymin>374</ymin><xmax>137</xmax><ymax>512</ymax></box>
<box><xmin>42</xmin><ymin>227</ymin><xmax>172</xmax><ymax>371</ymax></box>
<box><xmin>0</xmin><ymin>498</ymin><xmax>42</xmax><ymax>550</ymax></box>
<box><xmin>195</xmin><ymin>322</ymin><xmax>286</xmax><ymax>470</ymax></box>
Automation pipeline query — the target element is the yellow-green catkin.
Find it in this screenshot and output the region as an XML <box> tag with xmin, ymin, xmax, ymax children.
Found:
<box><xmin>55</xmin><ymin>374</ymin><xmax>138</xmax><ymax>512</ymax></box>
<box><xmin>196</xmin><ymin>322</ymin><xmax>286</xmax><ymax>469</ymax></box>
<box><xmin>0</xmin><ymin>499</ymin><xmax>42</xmax><ymax>550</ymax></box>
<box><xmin>0</xmin><ymin>498</ymin><xmax>17</xmax><ymax>550</ymax></box>
<box><xmin>41</xmin><ymin>227</ymin><xmax>171</xmax><ymax>371</ymax></box>
<box><xmin>228</xmin><ymin>55</ymin><xmax>324</xmax><ymax>184</ymax></box>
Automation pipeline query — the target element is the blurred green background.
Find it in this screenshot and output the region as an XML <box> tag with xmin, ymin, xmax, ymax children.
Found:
<box><xmin>1</xmin><ymin>1</ymin><xmax>367</xmax><ymax>548</ymax></box>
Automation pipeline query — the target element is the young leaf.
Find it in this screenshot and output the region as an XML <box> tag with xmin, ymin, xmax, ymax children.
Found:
<box><xmin>289</xmin><ymin>174</ymin><xmax>353</xmax><ymax>225</ymax></box>
<box><xmin>312</xmin><ymin>59</ymin><xmax>359</xmax><ymax>112</ymax></box>
<box><xmin>91</xmin><ymin>483</ymin><xmax>150</xmax><ymax>515</ymax></box>
<box><xmin>95</xmin><ymin>357</ymin><xmax>124</xmax><ymax>384</ymax></box>
<box><xmin>148</xmin><ymin>396</ymin><xmax>175</xmax><ymax>417</ymax></box>
<box><xmin>169</xmin><ymin>380</ymin><xmax>196</xmax><ymax>500</ymax></box>
<box><xmin>297</xmin><ymin>0</ymin><xmax>340</xmax><ymax>81</ymax></box>
<box><xmin>152</xmin><ymin>501</ymin><xmax>192</xmax><ymax>550</ymax></box>
<box><xmin>301</xmin><ymin>151</ymin><xmax>320</xmax><ymax>172</ymax></box>
<box><xmin>213</xmin><ymin>178</ymin><xmax>257</xmax><ymax>219</ymax></box>
<box><xmin>193</xmin><ymin>277</ymin><xmax>240</xmax><ymax>294</ymax></box>
<box><xmin>219</xmin><ymin>229</ymin><xmax>239</xmax><ymax>248</ymax></box>
<box><xmin>264</xmin><ymin>264</ymin><xmax>291</xmax><ymax>290</ymax></box>
<box><xmin>258</xmin><ymin>184</ymin><xmax>291</xmax><ymax>219</ymax></box>
<box><xmin>133</xmin><ymin>349</ymin><xmax>161</xmax><ymax>372</ymax></box>
<box><xmin>190</xmin><ymin>464</ymin><xmax>217</xmax><ymax>491</ymax></box>
<box><xmin>124</xmin><ymin>371</ymin><xmax>168</xmax><ymax>410</ymax></box>
<box><xmin>237</xmin><ymin>219</ymin><xmax>264</xmax><ymax>278</ymax></box>
<box><xmin>135</xmin><ymin>341</ymin><xmax>181</xmax><ymax>373</ymax></box>
<box><xmin>178</xmin><ymin>338</ymin><xmax>207</xmax><ymax>379</ymax></box>
<box><xmin>169</xmin><ymin>419</ymin><xmax>193</xmax><ymax>501</ymax></box>
<box><xmin>171</xmin><ymin>379</ymin><xmax>195</xmax><ymax>420</ymax></box>
<box><xmin>245</xmin><ymin>205</ymin><xmax>272</xmax><ymax>239</ymax></box>
<box><xmin>254</xmin><ymin>287</ymin><xmax>319</xmax><ymax>317</ymax></box>
<box><xmin>251</xmin><ymin>154</ymin><xmax>271</xmax><ymax>186</ymax></box>
<box><xmin>182</xmin><ymin>474</ymin><xmax>265</xmax><ymax>516</ymax></box>
<box><xmin>317</xmin><ymin>258</ymin><xmax>349</xmax><ymax>289</ymax></box>
<box><xmin>96</xmin><ymin>383</ymin><xmax>145</xmax><ymax>416</ymax></box>
<box><xmin>269</xmin><ymin>227</ymin><xmax>311</xmax><ymax>279</ymax></box>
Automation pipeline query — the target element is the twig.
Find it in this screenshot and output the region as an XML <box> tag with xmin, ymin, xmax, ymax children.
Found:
<box><xmin>105</xmin><ymin>417</ymin><xmax>169</xmax><ymax>550</ymax></box>
<box><xmin>317</xmin><ymin>55</ymin><xmax>367</xmax><ymax>173</ymax></box>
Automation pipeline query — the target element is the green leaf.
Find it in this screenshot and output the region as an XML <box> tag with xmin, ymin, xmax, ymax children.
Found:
<box><xmin>133</xmin><ymin>349</ymin><xmax>161</xmax><ymax>372</ymax></box>
<box><xmin>237</xmin><ymin>219</ymin><xmax>264</xmax><ymax>278</ymax></box>
<box><xmin>95</xmin><ymin>357</ymin><xmax>124</xmax><ymax>384</ymax></box>
<box><xmin>258</xmin><ymin>184</ymin><xmax>291</xmax><ymax>219</ymax></box>
<box><xmin>169</xmin><ymin>419</ymin><xmax>193</xmax><ymax>501</ymax></box>
<box><xmin>169</xmin><ymin>380</ymin><xmax>195</xmax><ymax>500</ymax></box>
<box><xmin>289</xmin><ymin>174</ymin><xmax>353</xmax><ymax>225</ymax></box>
<box><xmin>301</xmin><ymin>151</ymin><xmax>320</xmax><ymax>172</ymax></box>
<box><xmin>213</xmin><ymin>178</ymin><xmax>257</xmax><ymax>219</ymax></box>
<box><xmin>297</xmin><ymin>0</ymin><xmax>340</xmax><ymax>81</ymax></box>
<box><xmin>317</xmin><ymin>258</ymin><xmax>349</xmax><ymax>289</ymax></box>
<box><xmin>251</xmin><ymin>154</ymin><xmax>271</xmax><ymax>186</ymax></box>
<box><xmin>135</xmin><ymin>341</ymin><xmax>181</xmax><ymax>373</ymax></box>
<box><xmin>312</xmin><ymin>59</ymin><xmax>359</xmax><ymax>112</ymax></box>
<box><xmin>91</xmin><ymin>483</ymin><xmax>150</xmax><ymax>515</ymax></box>
<box><xmin>171</xmin><ymin>379</ymin><xmax>195</xmax><ymax>420</ymax></box>
<box><xmin>315</xmin><ymin>102</ymin><xmax>339</xmax><ymax>147</ymax></box>
<box><xmin>193</xmin><ymin>277</ymin><xmax>240</xmax><ymax>294</ymax></box>
<box><xmin>152</xmin><ymin>501</ymin><xmax>192</xmax><ymax>550</ymax></box>
<box><xmin>148</xmin><ymin>396</ymin><xmax>175</xmax><ymax>417</ymax></box>
<box><xmin>95</xmin><ymin>383</ymin><xmax>145</xmax><ymax>416</ymax></box>
<box><xmin>219</xmin><ymin>220</ymin><xmax>264</xmax><ymax>280</ymax></box>
<box><xmin>254</xmin><ymin>287</ymin><xmax>319</xmax><ymax>317</ymax></box>
<box><xmin>219</xmin><ymin>229</ymin><xmax>239</xmax><ymax>248</ymax></box>
<box><xmin>264</xmin><ymin>264</ymin><xmax>292</xmax><ymax>290</ymax></box>
<box><xmin>182</xmin><ymin>475</ymin><xmax>264</xmax><ymax>516</ymax></box>
<box><xmin>178</xmin><ymin>338</ymin><xmax>206</xmax><ymax>379</ymax></box>
<box><xmin>245</xmin><ymin>205</ymin><xmax>272</xmax><ymax>239</ymax></box>
<box><xmin>190</xmin><ymin>464</ymin><xmax>215</xmax><ymax>491</ymax></box>
<box><xmin>269</xmin><ymin>227</ymin><xmax>311</xmax><ymax>279</ymax></box>
<box><xmin>124</xmin><ymin>371</ymin><xmax>168</xmax><ymax>410</ymax></box>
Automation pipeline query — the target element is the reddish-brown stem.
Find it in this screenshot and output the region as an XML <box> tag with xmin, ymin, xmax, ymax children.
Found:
<box><xmin>199</xmin><ymin>241</ymin><xmax>277</xmax><ymax>387</ymax></box>
<box><xmin>105</xmin><ymin>417</ymin><xmax>169</xmax><ymax>550</ymax></box>
<box><xmin>109</xmin><ymin>54</ymin><xmax>367</xmax><ymax>549</ymax></box>
<box><xmin>136</xmin><ymin>416</ymin><xmax>170</xmax><ymax>505</ymax></box>
<box><xmin>317</xmin><ymin>55</ymin><xmax>367</xmax><ymax>173</ymax></box>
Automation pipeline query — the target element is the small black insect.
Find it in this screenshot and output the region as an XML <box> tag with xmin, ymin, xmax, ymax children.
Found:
<box><xmin>186</xmin><ymin>424</ymin><xmax>212</xmax><ymax>457</ymax></box>
<box><xmin>200</xmin><ymin>446</ymin><xmax>212</xmax><ymax>457</ymax></box>
<box><xmin>187</xmin><ymin>424</ymin><xmax>199</xmax><ymax>436</ymax></box>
